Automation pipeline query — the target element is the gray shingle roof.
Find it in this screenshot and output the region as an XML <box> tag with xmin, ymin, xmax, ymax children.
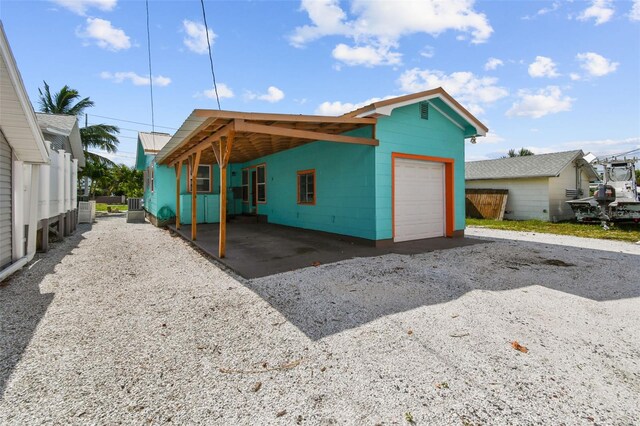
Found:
<box><xmin>35</xmin><ymin>113</ymin><xmax>77</xmax><ymax>136</ymax></box>
<box><xmin>138</xmin><ymin>132</ymin><xmax>171</xmax><ymax>153</ymax></box>
<box><xmin>35</xmin><ymin>113</ymin><xmax>85</xmax><ymax>167</ymax></box>
<box><xmin>465</xmin><ymin>150</ymin><xmax>583</xmax><ymax>180</ymax></box>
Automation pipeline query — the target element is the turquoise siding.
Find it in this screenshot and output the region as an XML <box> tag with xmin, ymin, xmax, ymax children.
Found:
<box><xmin>230</xmin><ymin>127</ymin><xmax>376</xmax><ymax>239</ymax></box>
<box><xmin>374</xmin><ymin>103</ymin><xmax>466</xmax><ymax>239</ymax></box>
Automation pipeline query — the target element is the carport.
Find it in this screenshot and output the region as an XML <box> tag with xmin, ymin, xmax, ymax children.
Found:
<box><xmin>157</xmin><ymin>110</ymin><xmax>378</xmax><ymax>258</ymax></box>
<box><xmin>167</xmin><ymin>220</ymin><xmax>480</xmax><ymax>278</ymax></box>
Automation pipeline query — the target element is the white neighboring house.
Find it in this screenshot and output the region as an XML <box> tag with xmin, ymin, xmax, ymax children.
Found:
<box><xmin>0</xmin><ymin>22</ymin><xmax>80</xmax><ymax>281</ymax></box>
<box><xmin>465</xmin><ymin>150</ymin><xmax>599</xmax><ymax>222</ymax></box>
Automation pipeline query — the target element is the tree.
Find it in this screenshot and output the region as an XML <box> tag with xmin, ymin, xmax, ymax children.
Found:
<box><xmin>503</xmin><ymin>147</ymin><xmax>535</xmax><ymax>158</ymax></box>
<box><xmin>38</xmin><ymin>81</ymin><xmax>120</xmax><ymax>165</ymax></box>
<box><xmin>636</xmin><ymin>169</ymin><xmax>640</xmax><ymax>185</ymax></box>
<box><xmin>92</xmin><ymin>165</ymin><xmax>143</xmax><ymax>197</ymax></box>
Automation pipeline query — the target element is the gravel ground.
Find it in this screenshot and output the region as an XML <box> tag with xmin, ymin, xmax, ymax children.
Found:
<box><xmin>1</xmin><ymin>217</ymin><xmax>639</xmax><ymax>425</ymax></box>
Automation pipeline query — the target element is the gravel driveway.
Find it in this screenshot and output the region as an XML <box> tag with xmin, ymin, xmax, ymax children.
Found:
<box><xmin>1</xmin><ymin>217</ymin><xmax>638</xmax><ymax>424</ymax></box>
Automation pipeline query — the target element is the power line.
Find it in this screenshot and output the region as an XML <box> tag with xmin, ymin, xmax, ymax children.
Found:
<box><xmin>200</xmin><ymin>0</ymin><xmax>221</xmax><ymax>110</ymax></box>
<box><xmin>145</xmin><ymin>0</ymin><xmax>157</xmax><ymax>150</ymax></box>
<box><xmin>85</xmin><ymin>114</ymin><xmax>177</xmax><ymax>131</ymax></box>
<box><xmin>87</xmin><ymin>122</ymin><xmax>167</xmax><ymax>135</ymax></box>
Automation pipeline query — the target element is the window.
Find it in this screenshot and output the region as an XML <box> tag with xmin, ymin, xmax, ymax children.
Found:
<box><xmin>188</xmin><ymin>164</ymin><xmax>212</xmax><ymax>193</ymax></box>
<box><xmin>256</xmin><ymin>164</ymin><xmax>266</xmax><ymax>203</ymax></box>
<box><xmin>150</xmin><ymin>166</ymin><xmax>154</xmax><ymax>193</ymax></box>
<box><xmin>297</xmin><ymin>169</ymin><xmax>315</xmax><ymax>205</ymax></box>
<box><xmin>241</xmin><ymin>169</ymin><xmax>249</xmax><ymax>202</ymax></box>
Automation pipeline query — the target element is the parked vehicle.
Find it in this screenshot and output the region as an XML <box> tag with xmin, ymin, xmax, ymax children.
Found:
<box><xmin>567</xmin><ymin>157</ymin><xmax>640</xmax><ymax>224</ymax></box>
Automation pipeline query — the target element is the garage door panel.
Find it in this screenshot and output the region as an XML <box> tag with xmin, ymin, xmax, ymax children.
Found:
<box><xmin>394</xmin><ymin>158</ymin><xmax>445</xmax><ymax>242</ymax></box>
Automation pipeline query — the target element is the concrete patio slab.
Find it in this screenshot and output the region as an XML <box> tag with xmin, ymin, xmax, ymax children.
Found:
<box><xmin>168</xmin><ymin>220</ymin><xmax>484</xmax><ymax>278</ymax></box>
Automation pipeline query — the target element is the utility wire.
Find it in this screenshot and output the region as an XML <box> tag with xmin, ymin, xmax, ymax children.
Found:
<box><xmin>200</xmin><ymin>0</ymin><xmax>221</xmax><ymax>109</ymax></box>
<box><xmin>145</xmin><ymin>0</ymin><xmax>157</xmax><ymax>150</ymax></box>
<box><xmin>85</xmin><ymin>114</ymin><xmax>177</xmax><ymax>131</ymax></box>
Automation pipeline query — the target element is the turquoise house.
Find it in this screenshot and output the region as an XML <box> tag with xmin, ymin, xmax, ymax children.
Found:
<box><xmin>136</xmin><ymin>89</ymin><xmax>487</xmax><ymax>255</ymax></box>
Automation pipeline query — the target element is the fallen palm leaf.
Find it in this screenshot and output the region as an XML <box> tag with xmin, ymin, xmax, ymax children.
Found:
<box><xmin>511</xmin><ymin>341</ymin><xmax>529</xmax><ymax>353</ymax></box>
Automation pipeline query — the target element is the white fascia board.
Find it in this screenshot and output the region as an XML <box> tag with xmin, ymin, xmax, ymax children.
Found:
<box><xmin>0</xmin><ymin>23</ymin><xmax>49</xmax><ymax>163</ymax></box>
<box><xmin>356</xmin><ymin>93</ymin><xmax>487</xmax><ymax>137</ymax></box>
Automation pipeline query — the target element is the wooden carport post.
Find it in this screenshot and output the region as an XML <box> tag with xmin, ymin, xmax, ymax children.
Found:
<box><xmin>190</xmin><ymin>151</ymin><xmax>201</xmax><ymax>240</ymax></box>
<box><xmin>175</xmin><ymin>160</ymin><xmax>183</xmax><ymax>230</ymax></box>
<box><xmin>211</xmin><ymin>128</ymin><xmax>235</xmax><ymax>258</ymax></box>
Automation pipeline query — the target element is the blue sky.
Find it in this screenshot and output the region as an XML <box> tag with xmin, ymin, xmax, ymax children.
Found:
<box><xmin>2</xmin><ymin>0</ymin><xmax>639</xmax><ymax>166</ymax></box>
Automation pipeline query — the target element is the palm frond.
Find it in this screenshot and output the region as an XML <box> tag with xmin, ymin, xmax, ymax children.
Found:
<box><xmin>80</xmin><ymin>124</ymin><xmax>120</xmax><ymax>153</ymax></box>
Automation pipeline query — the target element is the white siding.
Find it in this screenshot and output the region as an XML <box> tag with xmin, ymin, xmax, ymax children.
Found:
<box><xmin>0</xmin><ymin>132</ymin><xmax>12</xmax><ymax>267</ymax></box>
<box><xmin>547</xmin><ymin>163</ymin><xmax>591</xmax><ymax>222</ymax></box>
<box><xmin>467</xmin><ymin>178</ymin><xmax>550</xmax><ymax>221</ymax></box>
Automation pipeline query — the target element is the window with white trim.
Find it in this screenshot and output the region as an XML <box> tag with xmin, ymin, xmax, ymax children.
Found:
<box><xmin>188</xmin><ymin>164</ymin><xmax>213</xmax><ymax>193</ymax></box>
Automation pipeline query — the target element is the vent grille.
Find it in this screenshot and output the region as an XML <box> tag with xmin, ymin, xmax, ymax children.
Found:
<box><xmin>420</xmin><ymin>102</ymin><xmax>429</xmax><ymax>120</ymax></box>
<box><xmin>565</xmin><ymin>188</ymin><xmax>580</xmax><ymax>199</ymax></box>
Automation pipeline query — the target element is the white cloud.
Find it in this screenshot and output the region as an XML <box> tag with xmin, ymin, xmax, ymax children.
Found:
<box><xmin>522</xmin><ymin>1</ymin><xmax>560</xmax><ymax>20</ymax></box>
<box><xmin>506</xmin><ymin>86</ymin><xmax>574</xmax><ymax>119</ymax></box>
<box><xmin>528</xmin><ymin>56</ymin><xmax>560</xmax><ymax>78</ymax></box>
<box><xmin>315</xmin><ymin>95</ymin><xmax>397</xmax><ymax>116</ymax></box>
<box><xmin>52</xmin><ymin>0</ymin><xmax>116</xmax><ymax>15</ymax></box>
<box><xmin>631</xmin><ymin>0</ymin><xmax>640</xmax><ymax>21</ymax></box>
<box><xmin>100</xmin><ymin>71</ymin><xmax>171</xmax><ymax>87</ymax></box>
<box><xmin>246</xmin><ymin>86</ymin><xmax>285</xmax><ymax>103</ymax></box>
<box><xmin>561</xmin><ymin>137</ymin><xmax>640</xmax><ymax>157</ymax></box>
<box><xmin>569</xmin><ymin>73</ymin><xmax>581</xmax><ymax>81</ymax></box>
<box><xmin>398</xmin><ymin>68</ymin><xmax>508</xmax><ymax>115</ymax></box>
<box><xmin>576</xmin><ymin>52</ymin><xmax>619</xmax><ymax>77</ymax></box>
<box><xmin>290</xmin><ymin>0</ymin><xmax>493</xmax><ymax>67</ymax></box>
<box><xmin>480</xmin><ymin>132</ymin><xmax>505</xmax><ymax>144</ymax></box>
<box><xmin>78</xmin><ymin>17</ymin><xmax>130</xmax><ymax>51</ymax></box>
<box><xmin>199</xmin><ymin>83</ymin><xmax>234</xmax><ymax>99</ymax></box>
<box><xmin>332</xmin><ymin>43</ymin><xmax>402</xmax><ymax>67</ymax></box>
<box><xmin>577</xmin><ymin>0</ymin><xmax>614</xmax><ymax>25</ymax></box>
<box><xmin>484</xmin><ymin>57</ymin><xmax>503</xmax><ymax>71</ymax></box>
<box><xmin>420</xmin><ymin>45</ymin><xmax>435</xmax><ymax>59</ymax></box>
<box><xmin>182</xmin><ymin>19</ymin><xmax>215</xmax><ymax>54</ymax></box>
<box><xmin>89</xmin><ymin>149</ymin><xmax>136</xmax><ymax>167</ymax></box>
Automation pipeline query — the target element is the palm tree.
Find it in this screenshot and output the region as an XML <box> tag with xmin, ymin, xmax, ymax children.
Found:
<box><xmin>38</xmin><ymin>81</ymin><xmax>120</xmax><ymax>164</ymax></box>
<box><xmin>503</xmin><ymin>147</ymin><xmax>535</xmax><ymax>158</ymax></box>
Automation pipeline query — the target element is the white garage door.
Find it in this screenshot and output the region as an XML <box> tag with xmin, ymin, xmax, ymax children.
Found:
<box><xmin>1</xmin><ymin>133</ymin><xmax>12</xmax><ymax>268</ymax></box>
<box><xmin>394</xmin><ymin>158</ymin><xmax>445</xmax><ymax>242</ymax></box>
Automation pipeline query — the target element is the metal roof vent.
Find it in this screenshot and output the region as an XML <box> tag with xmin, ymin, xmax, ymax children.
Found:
<box><xmin>420</xmin><ymin>102</ymin><xmax>429</xmax><ymax>120</ymax></box>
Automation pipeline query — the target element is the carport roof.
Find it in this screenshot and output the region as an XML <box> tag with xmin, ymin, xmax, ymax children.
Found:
<box><xmin>156</xmin><ymin>110</ymin><xmax>377</xmax><ymax>166</ymax></box>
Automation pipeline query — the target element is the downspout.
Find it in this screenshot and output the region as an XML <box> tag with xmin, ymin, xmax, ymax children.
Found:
<box><xmin>1</xmin><ymin>165</ymin><xmax>40</xmax><ymax>282</ymax></box>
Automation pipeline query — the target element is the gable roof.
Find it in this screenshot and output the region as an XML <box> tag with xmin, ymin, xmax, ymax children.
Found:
<box><xmin>136</xmin><ymin>132</ymin><xmax>172</xmax><ymax>170</ymax></box>
<box><xmin>0</xmin><ymin>22</ymin><xmax>48</xmax><ymax>163</ymax></box>
<box><xmin>466</xmin><ymin>150</ymin><xmax>599</xmax><ymax>181</ymax></box>
<box><xmin>343</xmin><ymin>87</ymin><xmax>488</xmax><ymax>138</ymax></box>
<box><xmin>35</xmin><ymin>113</ymin><xmax>85</xmax><ymax>167</ymax></box>
<box><xmin>139</xmin><ymin>132</ymin><xmax>172</xmax><ymax>153</ymax></box>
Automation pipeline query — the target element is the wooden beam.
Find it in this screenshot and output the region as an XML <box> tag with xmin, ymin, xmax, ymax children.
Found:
<box><xmin>191</xmin><ymin>150</ymin><xmax>201</xmax><ymax>241</ymax></box>
<box><xmin>169</xmin><ymin>122</ymin><xmax>235</xmax><ymax>167</ymax></box>
<box><xmin>175</xmin><ymin>160</ymin><xmax>182</xmax><ymax>230</ymax></box>
<box><xmin>234</xmin><ymin>121</ymin><xmax>379</xmax><ymax>146</ymax></box>
<box><xmin>193</xmin><ymin>109</ymin><xmax>376</xmax><ymax>125</ymax></box>
<box><xmin>218</xmin><ymin>131</ymin><xmax>233</xmax><ymax>258</ymax></box>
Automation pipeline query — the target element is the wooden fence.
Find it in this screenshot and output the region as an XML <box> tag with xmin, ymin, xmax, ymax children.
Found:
<box><xmin>465</xmin><ymin>189</ymin><xmax>509</xmax><ymax>220</ymax></box>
